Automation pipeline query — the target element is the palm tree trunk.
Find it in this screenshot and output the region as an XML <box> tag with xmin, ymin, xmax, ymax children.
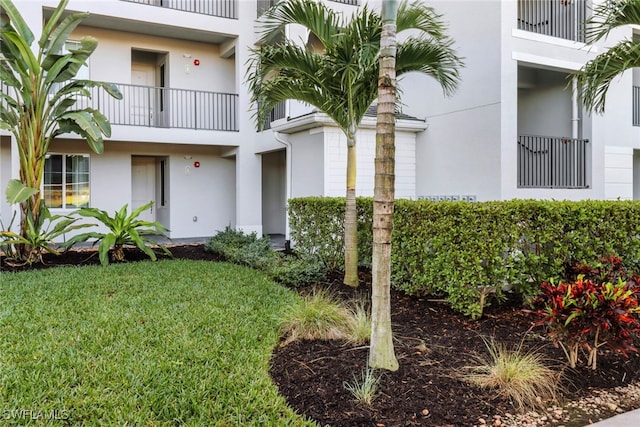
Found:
<box><xmin>344</xmin><ymin>135</ymin><xmax>359</xmax><ymax>287</ymax></box>
<box><xmin>369</xmin><ymin>0</ymin><xmax>398</xmax><ymax>372</ymax></box>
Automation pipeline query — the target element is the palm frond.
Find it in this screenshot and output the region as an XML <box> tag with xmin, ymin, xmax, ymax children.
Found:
<box><xmin>396</xmin><ymin>0</ymin><xmax>447</xmax><ymax>39</ymax></box>
<box><xmin>586</xmin><ymin>0</ymin><xmax>640</xmax><ymax>43</ymax></box>
<box><xmin>397</xmin><ymin>38</ymin><xmax>463</xmax><ymax>96</ymax></box>
<box><xmin>575</xmin><ymin>39</ymin><xmax>640</xmax><ymax>113</ymax></box>
<box><xmin>257</xmin><ymin>0</ymin><xmax>341</xmax><ymax>46</ymax></box>
<box><xmin>246</xmin><ymin>0</ymin><xmax>463</xmax><ymax>132</ymax></box>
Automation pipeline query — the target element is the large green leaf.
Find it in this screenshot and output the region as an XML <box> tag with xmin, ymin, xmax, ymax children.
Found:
<box><xmin>0</xmin><ymin>60</ymin><xmax>21</xmax><ymax>87</ymax></box>
<box><xmin>0</xmin><ymin>0</ymin><xmax>35</xmax><ymax>46</ymax></box>
<box><xmin>99</xmin><ymin>233</ymin><xmax>117</xmax><ymax>266</ymax></box>
<box><xmin>50</xmin><ymin>98</ymin><xmax>77</xmax><ymax>118</ymax></box>
<box><xmin>38</xmin><ymin>0</ymin><xmax>70</xmax><ymax>48</ymax></box>
<box><xmin>52</xmin><ymin>118</ymin><xmax>105</xmax><ymax>154</ymax></box>
<box><xmin>2</xmin><ymin>31</ymin><xmax>39</xmax><ymax>74</ymax></box>
<box><xmin>45</xmin><ymin>12</ymin><xmax>90</xmax><ymax>62</ymax></box>
<box><xmin>5</xmin><ymin>179</ymin><xmax>38</xmax><ymax>204</ymax></box>
<box><xmin>90</xmin><ymin>109</ymin><xmax>112</xmax><ymax>137</ymax></box>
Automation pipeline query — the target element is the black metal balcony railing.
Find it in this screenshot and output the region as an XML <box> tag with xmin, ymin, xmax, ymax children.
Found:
<box><xmin>633</xmin><ymin>86</ymin><xmax>640</xmax><ymax>127</ymax></box>
<box><xmin>263</xmin><ymin>101</ymin><xmax>286</xmax><ymax>130</ymax></box>
<box><xmin>258</xmin><ymin>0</ymin><xmax>357</xmax><ymax>16</ymax></box>
<box><xmin>257</xmin><ymin>0</ymin><xmax>278</xmax><ymax>16</ymax></box>
<box><xmin>517</xmin><ymin>0</ymin><xmax>586</xmax><ymax>42</ymax></box>
<box><xmin>518</xmin><ymin>135</ymin><xmax>589</xmax><ymax>188</ymax></box>
<box><xmin>75</xmin><ymin>83</ymin><xmax>238</xmax><ymax>131</ymax></box>
<box><xmin>121</xmin><ymin>0</ymin><xmax>237</xmax><ymax>19</ymax></box>
<box><xmin>329</xmin><ymin>0</ymin><xmax>359</xmax><ymax>5</ymax></box>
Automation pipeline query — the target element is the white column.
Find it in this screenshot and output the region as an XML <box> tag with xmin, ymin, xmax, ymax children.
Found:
<box><xmin>233</xmin><ymin>0</ymin><xmax>263</xmax><ymax>235</ymax></box>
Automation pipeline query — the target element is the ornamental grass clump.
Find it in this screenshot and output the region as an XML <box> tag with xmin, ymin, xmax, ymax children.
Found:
<box><xmin>279</xmin><ymin>288</ymin><xmax>351</xmax><ymax>345</ymax></box>
<box><xmin>344</xmin><ymin>366</ymin><xmax>382</xmax><ymax>406</ymax></box>
<box><xmin>528</xmin><ymin>256</ymin><xmax>640</xmax><ymax>370</ymax></box>
<box><xmin>463</xmin><ymin>337</ymin><xmax>559</xmax><ymax>411</ymax></box>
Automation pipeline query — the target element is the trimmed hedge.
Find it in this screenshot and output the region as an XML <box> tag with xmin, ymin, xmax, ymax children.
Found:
<box><xmin>289</xmin><ymin>197</ymin><xmax>640</xmax><ymax>318</ymax></box>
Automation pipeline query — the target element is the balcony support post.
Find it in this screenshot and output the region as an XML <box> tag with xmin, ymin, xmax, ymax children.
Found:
<box><xmin>571</xmin><ymin>77</ymin><xmax>580</xmax><ymax>140</ymax></box>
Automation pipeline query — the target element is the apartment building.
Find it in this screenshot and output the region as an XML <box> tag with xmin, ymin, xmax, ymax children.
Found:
<box><xmin>1</xmin><ymin>0</ymin><xmax>638</xmax><ymax>241</ymax></box>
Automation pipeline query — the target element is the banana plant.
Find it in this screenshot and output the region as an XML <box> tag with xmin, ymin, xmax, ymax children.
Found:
<box><xmin>0</xmin><ymin>0</ymin><xmax>122</xmax><ymax>262</ymax></box>
<box><xmin>61</xmin><ymin>202</ymin><xmax>172</xmax><ymax>266</ymax></box>
<box><xmin>0</xmin><ymin>203</ymin><xmax>95</xmax><ymax>266</ymax></box>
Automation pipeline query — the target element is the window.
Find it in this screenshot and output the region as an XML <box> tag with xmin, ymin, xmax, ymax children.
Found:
<box><xmin>43</xmin><ymin>154</ymin><xmax>90</xmax><ymax>208</ymax></box>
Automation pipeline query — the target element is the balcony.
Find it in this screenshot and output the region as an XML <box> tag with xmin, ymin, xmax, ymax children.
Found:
<box><xmin>517</xmin><ymin>135</ymin><xmax>589</xmax><ymax>188</ymax></box>
<box><xmin>517</xmin><ymin>0</ymin><xmax>586</xmax><ymax>42</ymax></box>
<box><xmin>263</xmin><ymin>101</ymin><xmax>286</xmax><ymax>131</ymax></box>
<box><xmin>634</xmin><ymin>86</ymin><xmax>640</xmax><ymax>127</ymax></box>
<box><xmin>1</xmin><ymin>82</ymin><xmax>238</xmax><ymax>132</ymax></box>
<box><xmin>78</xmin><ymin>83</ymin><xmax>238</xmax><ymax>132</ymax></box>
<box><xmin>258</xmin><ymin>0</ymin><xmax>358</xmax><ymax>16</ymax></box>
<box><xmin>121</xmin><ymin>0</ymin><xmax>237</xmax><ymax>19</ymax></box>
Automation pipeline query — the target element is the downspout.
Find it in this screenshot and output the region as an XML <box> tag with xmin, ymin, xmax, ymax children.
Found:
<box><xmin>571</xmin><ymin>77</ymin><xmax>581</xmax><ymax>186</ymax></box>
<box><xmin>273</xmin><ymin>131</ymin><xmax>292</xmax><ymax>249</ymax></box>
<box><xmin>571</xmin><ymin>77</ymin><xmax>580</xmax><ymax>139</ymax></box>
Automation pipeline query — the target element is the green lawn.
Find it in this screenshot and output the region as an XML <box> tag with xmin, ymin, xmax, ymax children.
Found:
<box><xmin>0</xmin><ymin>260</ymin><xmax>315</xmax><ymax>426</ymax></box>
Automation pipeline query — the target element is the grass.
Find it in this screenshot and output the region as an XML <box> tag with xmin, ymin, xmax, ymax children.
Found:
<box><xmin>344</xmin><ymin>299</ymin><xmax>371</xmax><ymax>345</ymax></box>
<box><xmin>343</xmin><ymin>366</ymin><xmax>381</xmax><ymax>406</ymax></box>
<box><xmin>463</xmin><ymin>337</ymin><xmax>560</xmax><ymax>411</ymax></box>
<box><xmin>278</xmin><ymin>288</ymin><xmax>350</xmax><ymax>345</ymax></box>
<box><xmin>0</xmin><ymin>260</ymin><xmax>315</xmax><ymax>426</ymax></box>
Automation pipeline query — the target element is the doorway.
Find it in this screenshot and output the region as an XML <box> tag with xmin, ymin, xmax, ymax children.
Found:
<box><xmin>131</xmin><ymin>49</ymin><xmax>169</xmax><ymax>127</ymax></box>
<box><xmin>131</xmin><ymin>156</ymin><xmax>157</xmax><ymax>223</ymax></box>
<box><xmin>261</xmin><ymin>150</ymin><xmax>286</xmax><ymax>236</ymax></box>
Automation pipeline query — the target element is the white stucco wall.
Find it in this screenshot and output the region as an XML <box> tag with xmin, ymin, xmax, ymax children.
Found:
<box><xmin>604</xmin><ymin>146</ymin><xmax>634</xmax><ymax>200</ymax></box>
<box><xmin>0</xmin><ymin>137</ymin><xmax>11</xmax><ymax>227</ymax></box>
<box><xmin>45</xmin><ymin>139</ymin><xmax>236</xmax><ymax>240</ymax></box>
<box><xmin>323</xmin><ymin>127</ymin><xmax>416</xmax><ymax>199</ymax></box>
<box><xmin>404</xmin><ymin>0</ymin><xmax>503</xmax><ymax>201</ymax></box>
<box><xmin>70</xmin><ymin>26</ymin><xmax>236</xmax><ymax>93</ymax></box>
<box><xmin>634</xmin><ymin>150</ymin><xmax>640</xmax><ymax>200</ymax></box>
<box><xmin>290</xmin><ymin>131</ymin><xmax>324</xmax><ymax>197</ymax></box>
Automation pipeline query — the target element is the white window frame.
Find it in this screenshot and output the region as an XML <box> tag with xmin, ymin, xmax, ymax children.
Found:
<box><xmin>43</xmin><ymin>153</ymin><xmax>91</xmax><ymax>209</ymax></box>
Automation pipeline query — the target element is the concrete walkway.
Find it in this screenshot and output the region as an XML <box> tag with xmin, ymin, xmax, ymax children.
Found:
<box><xmin>587</xmin><ymin>408</ymin><xmax>640</xmax><ymax>426</ymax></box>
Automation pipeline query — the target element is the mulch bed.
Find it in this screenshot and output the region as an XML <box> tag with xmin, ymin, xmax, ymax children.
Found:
<box><xmin>3</xmin><ymin>244</ymin><xmax>640</xmax><ymax>426</ymax></box>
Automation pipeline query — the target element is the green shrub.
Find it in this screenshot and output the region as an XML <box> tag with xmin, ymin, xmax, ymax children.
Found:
<box><xmin>288</xmin><ymin>197</ymin><xmax>640</xmax><ymax>317</ymax></box>
<box><xmin>61</xmin><ymin>202</ymin><xmax>171</xmax><ymax>266</ymax></box>
<box><xmin>268</xmin><ymin>253</ymin><xmax>327</xmax><ymax>287</ymax></box>
<box><xmin>205</xmin><ymin>227</ymin><xmax>327</xmax><ymax>287</ymax></box>
<box><xmin>288</xmin><ymin>197</ymin><xmax>373</xmax><ymax>271</ymax></box>
<box><xmin>205</xmin><ymin>227</ymin><xmax>276</xmax><ymax>269</ymax></box>
<box><xmin>1</xmin><ymin>204</ymin><xmax>94</xmax><ymax>266</ymax></box>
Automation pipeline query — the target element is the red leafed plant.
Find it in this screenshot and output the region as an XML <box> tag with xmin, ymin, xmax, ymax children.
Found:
<box><xmin>528</xmin><ymin>257</ymin><xmax>640</xmax><ymax>370</ymax></box>
<box><xmin>567</xmin><ymin>254</ymin><xmax>640</xmax><ymax>290</ymax></box>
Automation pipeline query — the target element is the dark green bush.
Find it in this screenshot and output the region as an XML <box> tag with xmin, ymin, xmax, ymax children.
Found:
<box><xmin>288</xmin><ymin>197</ymin><xmax>372</xmax><ymax>271</ymax></box>
<box><xmin>288</xmin><ymin>198</ymin><xmax>640</xmax><ymax>318</ymax></box>
<box><xmin>205</xmin><ymin>227</ymin><xmax>327</xmax><ymax>287</ymax></box>
<box><xmin>205</xmin><ymin>226</ymin><xmax>275</xmax><ymax>269</ymax></box>
<box><xmin>268</xmin><ymin>253</ymin><xmax>327</xmax><ymax>287</ymax></box>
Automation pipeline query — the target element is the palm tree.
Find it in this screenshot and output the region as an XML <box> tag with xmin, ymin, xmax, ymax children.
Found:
<box><xmin>0</xmin><ymin>0</ymin><xmax>121</xmax><ymax>262</ymax></box>
<box><xmin>575</xmin><ymin>0</ymin><xmax>640</xmax><ymax>113</ymax></box>
<box><xmin>247</xmin><ymin>0</ymin><xmax>462</xmax><ymax>287</ymax></box>
<box><xmin>370</xmin><ymin>0</ymin><xmax>400</xmax><ymax>372</ymax></box>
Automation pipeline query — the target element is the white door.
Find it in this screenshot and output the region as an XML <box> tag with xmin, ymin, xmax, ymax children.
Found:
<box><xmin>131</xmin><ymin>64</ymin><xmax>155</xmax><ymax>126</ymax></box>
<box><xmin>132</xmin><ymin>157</ymin><xmax>156</xmax><ymax>222</ymax></box>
